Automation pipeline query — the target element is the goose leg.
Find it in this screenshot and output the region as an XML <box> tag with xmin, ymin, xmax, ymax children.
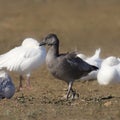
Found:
<box><xmin>70</xmin><ymin>88</ymin><xmax>77</xmax><ymax>99</ymax></box>
<box><xmin>25</xmin><ymin>75</ymin><xmax>31</xmax><ymax>89</ymax></box>
<box><xmin>66</xmin><ymin>81</ymin><xmax>79</xmax><ymax>100</ymax></box>
<box><xmin>66</xmin><ymin>81</ymin><xmax>73</xmax><ymax>100</ymax></box>
<box><xmin>18</xmin><ymin>75</ymin><xmax>24</xmax><ymax>91</ymax></box>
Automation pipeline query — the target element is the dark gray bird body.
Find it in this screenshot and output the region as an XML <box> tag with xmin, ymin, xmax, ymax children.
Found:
<box><xmin>0</xmin><ymin>71</ymin><xmax>15</xmax><ymax>99</ymax></box>
<box><xmin>40</xmin><ymin>34</ymin><xmax>98</xmax><ymax>99</ymax></box>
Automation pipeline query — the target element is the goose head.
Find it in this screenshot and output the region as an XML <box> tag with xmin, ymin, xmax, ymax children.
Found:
<box><xmin>22</xmin><ymin>38</ymin><xmax>39</xmax><ymax>47</ymax></box>
<box><xmin>39</xmin><ymin>33</ymin><xmax>59</xmax><ymax>46</ymax></box>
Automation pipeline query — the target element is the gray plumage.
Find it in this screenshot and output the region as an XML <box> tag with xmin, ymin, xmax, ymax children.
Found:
<box><xmin>0</xmin><ymin>71</ymin><xmax>15</xmax><ymax>99</ymax></box>
<box><xmin>40</xmin><ymin>33</ymin><xmax>98</xmax><ymax>99</ymax></box>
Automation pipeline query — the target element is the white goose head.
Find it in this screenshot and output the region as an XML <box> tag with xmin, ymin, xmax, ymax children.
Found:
<box><xmin>22</xmin><ymin>38</ymin><xmax>39</xmax><ymax>48</ymax></box>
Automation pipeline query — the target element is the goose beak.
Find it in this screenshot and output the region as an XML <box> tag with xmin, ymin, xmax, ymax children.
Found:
<box><xmin>39</xmin><ymin>40</ymin><xmax>46</xmax><ymax>46</ymax></box>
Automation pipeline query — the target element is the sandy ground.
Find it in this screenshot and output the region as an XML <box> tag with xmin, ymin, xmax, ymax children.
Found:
<box><xmin>0</xmin><ymin>0</ymin><xmax>120</xmax><ymax>120</ymax></box>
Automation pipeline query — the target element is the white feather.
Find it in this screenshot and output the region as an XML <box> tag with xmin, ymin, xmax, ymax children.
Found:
<box><xmin>0</xmin><ymin>38</ymin><xmax>46</xmax><ymax>77</ymax></box>
<box><xmin>97</xmin><ymin>56</ymin><xmax>120</xmax><ymax>85</ymax></box>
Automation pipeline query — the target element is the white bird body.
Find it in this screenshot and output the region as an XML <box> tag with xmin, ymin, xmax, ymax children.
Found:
<box><xmin>0</xmin><ymin>38</ymin><xmax>46</xmax><ymax>89</ymax></box>
<box><xmin>0</xmin><ymin>70</ymin><xmax>15</xmax><ymax>99</ymax></box>
<box><xmin>97</xmin><ymin>56</ymin><xmax>120</xmax><ymax>85</ymax></box>
<box><xmin>77</xmin><ymin>48</ymin><xmax>102</xmax><ymax>80</ymax></box>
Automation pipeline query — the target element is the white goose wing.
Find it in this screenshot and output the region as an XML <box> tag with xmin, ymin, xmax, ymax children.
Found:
<box><xmin>0</xmin><ymin>46</ymin><xmax>46</xmax><ymax>74</ymax></box>
<box><xmin>0</xmin><ymin>46</ymin><xmax>26</xmax><ymax>72</ymax></box>
<box><xmin>86</xmin><ymin>48</ymin><xmax>102</xmax><ymax>67</ymax></box>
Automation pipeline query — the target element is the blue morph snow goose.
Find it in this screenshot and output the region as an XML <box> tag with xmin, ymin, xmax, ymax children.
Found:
<box><xmin>0</xmin><ymin>38</ymin><xmax>46</xmax><ymax>90</ymax></box>
<box><xmin>39</xmin><ymin>33</ymin><xmax>98</xmax><ymax>99</ymax></box>
<box><xmin>0</xmin><ymin>70</ymin><xmax>15</xmax><ymax>99</ymax></box>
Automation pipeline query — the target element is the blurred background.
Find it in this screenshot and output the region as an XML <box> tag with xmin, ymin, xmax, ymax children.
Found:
<box><xmin>0</xmin><ymin>0</ymin><xmax>120</xmax><ymax>57</ymax></box>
